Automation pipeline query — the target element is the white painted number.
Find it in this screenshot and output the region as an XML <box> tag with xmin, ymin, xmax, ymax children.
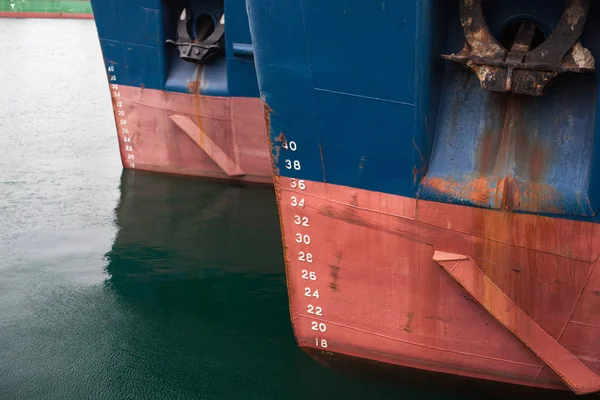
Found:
<box><xmin>282</xmin><ymin>140</ymin><xmax>297</xmax><ymax>151</ymax></box>
<box><xmin>301</xmin><ymin>270</ymin><xmax>317</xmax><ymax>281</ymax></box>
<box><xmin>315</xmin><ymin>338</ymin><xmax>328</xmax><ymax>348</ymax></box>
<box><xmin>304</xmin><ymin>288</ymin><xmax>320</xmax><ymax>299</ymax></box>
<box><xmin>285</xmin><ymin>159</ymin><xmax>301</xmax><ymax>170</ymax></box>
<box><xmin>290</xmin><ymin>196</ymin><xmax>305</xmax><ymax>208</ymax></box>
<box><xmin>298</xmin><ymin>251</ymin><xmax>313</xmax><ymax>263</ymax></box>
<box><xmin>109</xmin><ymin>67</ymin><xmax>136</xmax><ymax>171</ymax></box>
<box><xmin>307</xmin><ymin>305</ymin><xmax>323</xmax><ymax>316</ymax></box>
<box><xmin>295</xmin><ymin>233</ymin><xmax>310</xmax><ymax>245</ymax></box>
<box><xmin>311</xmin><ymin>322</ymin><xmax>327</xmax><ymax>332</ymax></box>
<box><xmin>294</xmin><ymin>215</ymin><xmax>309</xmax><ymax>227</ymax></box>
<box><xmin>290</xmin><ymin>179</ymin><xmax>306</xmax><ymax>190</ymax></box>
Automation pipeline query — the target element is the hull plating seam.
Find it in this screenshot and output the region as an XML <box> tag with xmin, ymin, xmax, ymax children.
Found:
<box><xmin>434</xmin><ymin>252</ymin><xmax>600</xmax><ymax>395</ymax></box>
<box><xmin>277</xmin><ymin>175</ymin><xmax>600</xmax><ymax>392</ymax></box>
<box><xmin>103</xmin><ymin>83</ymin><xmax>271</xmax><ymax>182</ymax></box>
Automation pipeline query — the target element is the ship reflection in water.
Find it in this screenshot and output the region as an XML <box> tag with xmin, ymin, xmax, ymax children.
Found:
<box><xmin>100</xmin><ymin>171</ymin><xmax>579</xmax><ymax>399</ymax></box>
<box><xmin>102</xmin><ymin>170</ymin><xmax>417</xmax><ymax>399</ymax></box>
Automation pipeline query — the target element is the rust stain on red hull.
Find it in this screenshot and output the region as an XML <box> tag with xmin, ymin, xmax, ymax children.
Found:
<box><xmin>434</xmin><ymin>251</ymin><xmax>600</xmax><ymax>395</ymax></box>
<box><xmin>422</xmin><ymin>93</ymin><xmax>567</xmax><ymax>214</ymax></box>
<box><xmin>107</xmin><ymin>84</ymin><xmax>272</xmax><ymax>183</ymax></box>
<box><xmin>277</xmin><ymin>176</ymin><xmax>600</xmax><ymax>393</ymax></box>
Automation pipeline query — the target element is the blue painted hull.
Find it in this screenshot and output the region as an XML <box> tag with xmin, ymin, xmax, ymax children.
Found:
<box><xmin>246</xmin><ymin>0</ymin><xmax>600</xmax><ymax>218</ymax></box>
<box><xmin>88</xmin><ymin>0</ymin><xmax>272</xmax><ymax>182</ymax></box>
<box><xmin>246</xmin><ymin>0</ymin><xmax>600</xmax><ymax>393</ymax></box>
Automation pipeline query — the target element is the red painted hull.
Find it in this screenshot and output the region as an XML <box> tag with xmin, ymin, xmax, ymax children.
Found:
<box><xmin>110</xmin><ymin>85</ymin><xmax>272</xmax><ymax>184</ymax></box>
<box><xmin>276</xmin><ymin>175</ymin><xmax>600</xmax><ymax>393</ymax></box>
<box><xmin>0</xmin><ymin>11</ymin><xmax>93</xmax><ymax>19</ymax></box>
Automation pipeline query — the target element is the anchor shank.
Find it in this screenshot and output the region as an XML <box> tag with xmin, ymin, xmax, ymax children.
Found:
<box><xmin>505</xmin><ymin>22</ymin><xmax>535</xmax><ymax>64</ymax></box>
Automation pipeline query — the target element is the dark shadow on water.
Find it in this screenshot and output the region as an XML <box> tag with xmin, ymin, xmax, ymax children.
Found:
<box><xmin>102</xmin><ymin>170</ymin><xmax>585</xmax><ymax>400</ymax></box>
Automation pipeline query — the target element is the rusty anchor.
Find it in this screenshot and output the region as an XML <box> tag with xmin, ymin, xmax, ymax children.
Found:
<box><xmin>166</xmin><ymin>9</ymin><xmax>225</xmax><ymax>64</ymax></box>
<box><xmin>442</xmin><ymin>0</ymin><xmax>595</xmax><ymax>96</ymax></box>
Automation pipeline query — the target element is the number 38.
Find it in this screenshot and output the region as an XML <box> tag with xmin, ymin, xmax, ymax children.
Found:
<box><xmin>285</xmin><ymin>159</ymin><xmax>301</xmax><ymax>170</ymax></box>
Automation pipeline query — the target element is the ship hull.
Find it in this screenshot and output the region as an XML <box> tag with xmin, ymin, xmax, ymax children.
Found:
<box><xmin>91</xmin><ymin>0</ymin><xmax>269</xmax><ymax>183</ymax></box>
<box><xmin>276</xmin><ymin>175</ymin><xmax>600</xmax><ymax>392</ymax></box>
<box><xmin>110</xmin><ymin>85</ymin><xmax>272</xmax><ymax>184</ymax></box>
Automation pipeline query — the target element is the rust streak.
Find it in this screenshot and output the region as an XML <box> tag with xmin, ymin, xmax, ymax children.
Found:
<box><xmin>262</xmin><ymin>99</ymin><xmax>279</xmax><ymax>175</ymax></box>
<box><xmin>422</xmin><ymin>176</ymin><xmax>494</xmax><ymax>205</ymax></box>
<box><xmin>403</xmin><ymin>312</ymin><xmax>414</xmax><ymax>333</ymax></box>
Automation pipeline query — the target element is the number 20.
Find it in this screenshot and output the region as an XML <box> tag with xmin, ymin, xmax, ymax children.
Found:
<box><xmin>311</xmin><ymin>322</ymin><xmax>327</xmax><ymax>332</ymax></box>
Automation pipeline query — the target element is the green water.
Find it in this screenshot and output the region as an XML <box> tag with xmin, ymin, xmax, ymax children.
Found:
<box><xmin>0</xmin><ymin>17</ymin><xmax>586</xmax><ymax>400</ymax></box>
<box><xmin>0</xmin><ymin>0</ymin><xmax>92</xmax><ymax>14</ymax></box>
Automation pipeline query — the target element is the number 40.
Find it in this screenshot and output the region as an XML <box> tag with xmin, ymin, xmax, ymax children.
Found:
<box><xmin>282</xmin><ymin>140</ymin><xmax>297</xmax><ymax>151</ymax></box>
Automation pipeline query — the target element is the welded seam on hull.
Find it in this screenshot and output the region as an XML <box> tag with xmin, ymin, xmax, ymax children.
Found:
<box><xmin>313</xmin><ymin>87</ymin><xmax>416</xmax><ymax>107</ymax></box>
<box><xmin>530</xmin><ymin>263</ymin><xmax>598</xmax><ymax>386</ymax></box>
<box><xmin>117</xmin><ymin>97</ymin><xmax>232</xmax><ymax>122</ymax></box>
<box><xmin>132</xmin><ymin>164</ymin><xmax>270</xmax><ymax>183</ymax></box>
<box><xmin>298</xmin><ymin>0</ymin><xmax>327</xmax><ymax>185</ymax></box>
<box><xmin>448</xmin><ymin>260</ymin><xmax>462</xmax><ymax>273</ymax></box>
<box><xmin>295</xmin><ymin>314</ymin><xmax>540</xmax><ymax>368</ymax></box>
<box><xmin>229</xmin><ymin>100</ymin><xmax>243</xmax><ymax>172</ymax></box>
<box><xmin>278</xmin><ymin>186</ymin><xmax>597</xmax><ymax>262</ymax></box>
<box><xmin>101</xmin><ymin>38</ymin><xmax>165</xmax><ymax>50</ymax></box>
<box><xmin>278</xmin><ymin>187</ymin><xmax>417</xmax><ymax>221</ymax></box>
<box><xmin>568</xmin><ymin>320</ymin><xmax>600</xmax><ymax>329</ymax></box>
<box><xmin>556</xmin><ymin>263</ymin><xmax>596</xmax><ymax>340</ymax></box>
<box><xmin>441</xmin><ymin>256</ymin><xmax>600</xmax><ymax>394</ymax></box>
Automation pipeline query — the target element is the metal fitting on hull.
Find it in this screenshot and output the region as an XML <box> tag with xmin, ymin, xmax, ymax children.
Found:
<box><xmin>166</xmin><ymin>8</ymin><xmax>225</xmax><ymax>64</ymax></box>
<box><xmin>442</xmin><ymin>0</ymin><xmax>595</xmax><ymax>96</ymax></box>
